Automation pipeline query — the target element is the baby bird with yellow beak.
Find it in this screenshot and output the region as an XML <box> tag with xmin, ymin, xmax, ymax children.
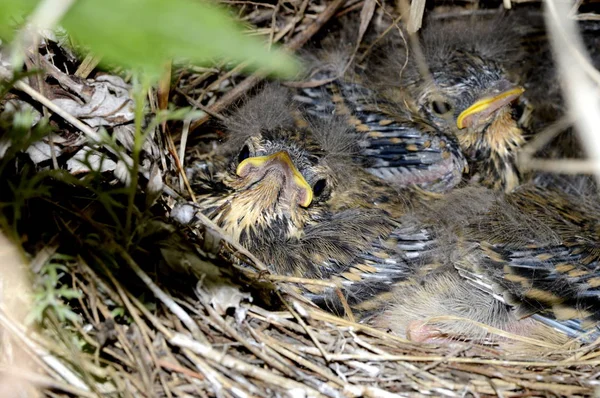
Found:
<box><xmin>365</xmin><ymin>15</ymin><xmax>528</xmax><ymax>192</ymax></box>
<box><xmin>295</xmin><ymin>63</ymin><xmax>467</xmax><ymax>194</ymax></box>
<box><xmin>194</xmin><ymin>85</ymin><xmax>431</xmax><ymax>313</ymax></box>
<box><xmin>372</xmin><ymin>183</ymin><xmax>600</xmax><ymax>344</ymax></box>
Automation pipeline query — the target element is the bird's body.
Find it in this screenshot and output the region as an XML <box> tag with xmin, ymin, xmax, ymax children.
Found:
<box><xmin>364</xmin><ymin>15</ymin><xmax>530</xmax><ymax>192</ymax></box>
<box><xmin>187</xmin><ymin>85</ymin><xmax>600</xmax><ymax>344</ymax></box>
<box><xmin>296</xmin><ymin>13</ymin><xmax>530</xmax><ymax>194</ymax></box>
<box><xmin>192</xmin><ymin>86</ymin><xmax>430</xmax><ymax>315</ymax></box>
<box><xmin>374</xmin><ymin>183</ymin><xmax>600</xmax><ymax>342</ymax></box>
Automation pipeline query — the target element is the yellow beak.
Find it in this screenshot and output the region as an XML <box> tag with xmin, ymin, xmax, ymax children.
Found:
<box><xmin>236</xmin><ymin>151</ymin><xmax>313</xmax><ymax>207</ymax></box>
<box><xmin>456</xmin><ymin>86</ymin><xmax>525</xmax><ymax>129</ymax></box>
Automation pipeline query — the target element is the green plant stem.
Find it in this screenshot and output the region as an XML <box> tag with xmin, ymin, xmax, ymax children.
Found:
<box><xmin>125</xmin><ymin>76</ymin><xmax>150</xmax><ymax>240</ymax></box>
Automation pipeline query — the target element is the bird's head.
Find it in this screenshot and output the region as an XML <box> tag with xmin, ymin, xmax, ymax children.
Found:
<box><xmin>414</xmin><ymin>51</ymin><xmax>526</xmax><ymax>192</ymax></box>
<box><xmin>219</xmin><ymin>128</ymin><xmax>340</xmax><ymax>245</ymax></box>
<box><xmin>202</xmin><ymin>85</ymin><xmax>361</xmax><ymax>254</ymax></box>
<box><xmin>195</xmin><ymin>86</ymin><xmax>413</xmax><ymax>288</ymax></box>
<box><xmin>414</xmin><ymin>52</ymin><xmax>523</xmax><ymax>135</ymax></box>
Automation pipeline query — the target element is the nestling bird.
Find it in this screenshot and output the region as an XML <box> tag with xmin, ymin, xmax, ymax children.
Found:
<box><xmin>191</xmin><ymin>85</ymin><xmax>432</xmax><ymax>314</ymax></box>
<box><xmin>292</xmin><ymin>14</ymin><xmax>529</xmax><ymax>194</ymax></box>
<box><xmin>372</xmin><ymin>183</ymin><xmax>600</xmax><ymax>343</ymax></box>
<box><xmin>367</xmin><ymin>12</ymin><xmax>600</xmax><ymax>193</ymax></box>
<box><xmin>294</xmin><ymin>66</ymin><xmax>467</xmax><ymax>194</ymax></box>
<box><xmin>362</xmin><ymin>15</ymin><xmax>529</xmax><ymax>193</ymax></box>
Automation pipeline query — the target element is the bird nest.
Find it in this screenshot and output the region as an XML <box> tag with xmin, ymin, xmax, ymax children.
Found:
<box><xmin>1</xmin><ymin>0</ymin><xmax>600</xmax><ymax>397</ymax></box>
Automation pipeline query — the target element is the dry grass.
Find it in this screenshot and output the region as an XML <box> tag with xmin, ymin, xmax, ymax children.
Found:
<box><xmin>4</xmin><ymin>246</ymin><xmax>600</xmax><ymax>396</ymax></box>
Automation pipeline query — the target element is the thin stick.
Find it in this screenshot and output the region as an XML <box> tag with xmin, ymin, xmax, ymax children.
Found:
<box><xmin>116</xmin><ymin>247</ymin><xmax>207</xmax><ymax>343</ymax></box>
<box><xmin>169</xmin><ymin>333</ymin><xmax>323</xmax><ymax>396</ymax></box>
<box><xmin>279</xmin><ymin>294</ymin><xmax>331</xmax><ymax>363</ymax></box>
<box><xmin>317</xmin><ymin>353</ymin><xmax>600</xmax><ymax>368</ymax></box>
<box><xmin>12</xmin><ymin>79</ymin><xmax>105</xmax><ymax>144</ymax></box>
<box><xmin>254</xmin><ymin>329</ymin><xmax>345</xmax><ymax>387</ymax></box>
<box><xmin>198</xmin><ymin>292</ymin><xmax>296</xmax><ymax>378</ymax></box>
<box><xmin>178</xmin><ymin>117</ymin><xmax>192</xmax><ymax>192</ymax></box>
<box><xmin>0</xmin><ymin>367</ymin><xmax>97</xmax><ymax>398</ymax></box>
<box><xmin>166</xmin><ymin>126</ymin><xmax>197</xmax><ymax>202</ymax></box>
<box><xmin>259</xmin><ymin>274</ymin><xmax>340</xmax><ymax>287</ymax></box>
<box><xmin>74</xmin><ymin>54</ymin><xmax>102</xmax><ymax>79</ymax></box>
<box><xmin>193</xmin><ymin>210</ymin><xmax>269</xmax><ymax>272</ymax></box>
<box><xmin>0</xmin><ymin>310</ymin><xmax>91</xmax><ymax>392</ymax></box>
<box><xmin>407</xmin><ymin>0</ymin><xmax>426</xmax><ymax>32</ymax></box>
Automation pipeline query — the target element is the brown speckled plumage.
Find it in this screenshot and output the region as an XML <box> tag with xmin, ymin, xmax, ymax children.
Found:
<box><xmin>295</xmin><ymin>69</ymin><xmax>468</xmax><ymax>194</ymax></box>
<box><xmin>189</xmin><ymin>85</ymin><xmax>600</xmax><ymax>343</ymax></box>
<box><xmin>193</xmin><ymin>86</ymin><xmax>431</xmax><ymax>314</ymax></box>
<box><xmin>294</xmin><ymin>14</ymin><xmax>531</xmax><ymax>194</ymax></box>
<box><xmin>363</xmin><ymin>16</ymin><xmax>529</xmax><ymax>192</ymax></box>
<box><xmin>375</xmin><ymin>184</ymin><xmax>600</xmax><ymax>342</ymax></box>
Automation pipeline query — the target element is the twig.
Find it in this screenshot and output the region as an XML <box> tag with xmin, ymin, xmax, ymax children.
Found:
<box><xmin>11</xmin><ymin>78</ymin><xmax>104</xmax><ymax>143</ymax></box>
<box><xmin>318</xmin><ymin>353</ymin><xmax>600</xmax><ymax>367</ymax></box>
<box><xmin>259</xmin><ymin>274</ymin><xmax>340</xmax><ymax>287</ymax></box>
<box><xmin>254</xmin><ymin>329</ymin><xmax>345</xmax><ymax>387</ymax></box>
<box><xmin>166</xmin><ymin>126</ymin><xmax>197</xmax><ymax>202</ymax></box>
<box><xmin>197</xmin><ymin>290</ymin><xmax>297</xmax><ymax>378</ymax></box>
<box><xmin>115</xmin><ymin>248</ymin><xmax>208</xmax><ymax>343</ymax></box>
<box><xmin>193</xmin><ymin>210</ymin><xmax>269</xmax><ymax>272</ymax></box>
<box><xmin>280</xmin><ymin>294</ymin><xmax>331</xmax><ymax>362</ymax></box>
<box><xmin>178</xmin><ymin>117</ymin><xmax>193</xmax><ymax>192</ymax></box>
<box><xmin>407</xmin><ymin>0</ymin><xmax>426</xmax><ymax>32</ymax></box>
<box><xmin>74</xmin><ymin>54</ymin><xmax>102</xmax><ymax>79</ymax></box>
<box><xmin>169</xmin><ymin>333</ymin><xmax>323</xmax><ymax>396</ymax></box>
<box><xmin>0</xmin><ymin>309</ymin><xmax>91</xmax><ymax>392</ymax></box>
<box><xmin>0</xmin><ymin>367</ymin><xmax>97</xmax><ymax>398</ymax></box>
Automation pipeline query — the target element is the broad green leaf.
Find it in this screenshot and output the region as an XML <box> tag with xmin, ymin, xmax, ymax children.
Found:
<box><xmin>0</xmin><ymin>0</ymin><xmax>36</xmax><ymax>39</ymax></box>
<box><xmin>61</xmin><ymin>0</ymin><xmax>299</xmax><ymax>79</ymax></box>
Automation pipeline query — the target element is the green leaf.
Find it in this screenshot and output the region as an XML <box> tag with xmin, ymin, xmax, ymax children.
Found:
<box><xmin>0</xmin><ymin>0</ymin><xmax>36</xmax><ymax>39</ymax></box>
<box><xmin>61</xmin><ymin>0</ymin><xmax>299</xmax><ymax>79</ymax></box>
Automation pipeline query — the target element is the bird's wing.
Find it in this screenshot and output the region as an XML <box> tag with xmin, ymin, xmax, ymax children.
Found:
<box><xmin>455</xmin><ymin>186</ymin><xmax>600</xmax><ymax>340</ymax></box>
<box><xmin>465</xmin><ymin>240</ymin><xmax>600</xmax><ymax>341</ymax></box>
<box><xmin>299</xmin><ymin>215</ymin><xmax>438</xmax><ymax>317</ymax></box>
<box><xmin>293</xmin><ymin>74</ymin><xmax>467</xmax><ymax>193</ymax></box>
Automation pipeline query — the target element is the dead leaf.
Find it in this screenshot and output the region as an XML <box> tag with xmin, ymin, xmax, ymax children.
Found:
<box><xmin>200</xmin><ymin>283</ymin><xmax>252</xmax><ymax>317</ymax></box>
<box><xmin>26</xmin><ymin>141</ymin><xmax>62</xmax><ymax>164</ymax></box>
<box><xmin>52</xmin><ymin>74</ymin><xmax>134</xmax><ymax>127</ymax></box>
<box><xmin>113</xmin><ymin>159</ymin><xmax>131</xmax><ymax>185</ymax></box>
<box><xmin>113</xmin><ymin>123</ymin><xmax>160</xmax><ymax>158</ymax></box>
<box><xmin>66</xmin><ymin>146</ymin><xmax>117</xmax><ymax>174</ymax></box>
